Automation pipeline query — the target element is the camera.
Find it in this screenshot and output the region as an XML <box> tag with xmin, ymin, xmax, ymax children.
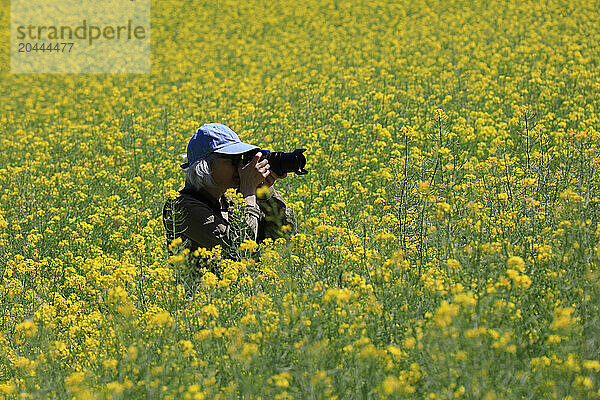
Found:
<box><xmin>242</xmin><ymin>148</ymin><xmax>308</xmax><ymax>176</ymax></box>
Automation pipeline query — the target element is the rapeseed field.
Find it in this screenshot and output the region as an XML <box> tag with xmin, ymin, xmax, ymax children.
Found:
<box><xmin>1</xmin><ymin>0</ymin><xmax>600</xmax><ymax>398</ymax></box>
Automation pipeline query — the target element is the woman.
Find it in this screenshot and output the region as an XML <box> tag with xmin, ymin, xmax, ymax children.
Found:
<box><xmin>163</xmin><ymin>123</ymin><xmax>297</xmax><ymax>261</ymax></box>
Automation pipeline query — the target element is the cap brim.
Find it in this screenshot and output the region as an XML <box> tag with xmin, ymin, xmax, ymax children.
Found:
<box><xmin>214</xmin><ymin>142</ymin><xmax>259</xmax><ymax>155</ymax></box>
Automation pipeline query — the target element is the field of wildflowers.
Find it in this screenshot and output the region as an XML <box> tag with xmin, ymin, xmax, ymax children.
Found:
<box><xmin>1</xmin><ymin>0</ymin><xmax>600</xmax><ymax>398</ymax></box>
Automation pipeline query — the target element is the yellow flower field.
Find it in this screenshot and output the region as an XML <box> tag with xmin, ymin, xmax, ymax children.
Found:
<box><xmin>1</xmin><ymin>0</ymin><xmax>600</xmax><ymax>398</ymax></box>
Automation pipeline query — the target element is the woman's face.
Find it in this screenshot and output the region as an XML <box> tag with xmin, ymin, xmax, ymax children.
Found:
<box><xmin>211</xmin><ymin>154</ymin><xmax>241</xmax><ymax>192</ymax></box>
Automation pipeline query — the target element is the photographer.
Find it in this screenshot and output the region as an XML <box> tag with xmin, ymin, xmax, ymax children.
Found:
<box><xmin>163</xmin><ymin>123</ymin><xmax>297</xmax><ymax>261</ymax></box>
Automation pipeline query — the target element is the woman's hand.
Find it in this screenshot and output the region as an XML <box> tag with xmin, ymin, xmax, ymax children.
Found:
<box><xmin>262</xmin><ymin>170</ymin><xmax>287</xmax><ymax>187</ymax></box>
<box><xmin>238</xmin><ymin>152</ymin><xmax>270</xmax><ymax>196</ymax></box>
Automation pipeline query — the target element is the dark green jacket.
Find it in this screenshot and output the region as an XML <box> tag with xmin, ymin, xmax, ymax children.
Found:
<box><xmin>163</xmin><ymin>184</ymin><xmax>296</xmax><ymax>260</ymax></box>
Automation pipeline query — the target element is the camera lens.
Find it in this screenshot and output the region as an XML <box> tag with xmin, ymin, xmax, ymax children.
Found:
<box><xmin>241</xmin><ymin>148</ymin><xmax>308</xmax><ymax>175</ymax></box>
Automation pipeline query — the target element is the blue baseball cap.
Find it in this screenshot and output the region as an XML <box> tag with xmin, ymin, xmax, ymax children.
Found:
<box><xmin>180</xmin><ymin>123</ymin><xmax>259</xmax><ymax>169</ymax></box>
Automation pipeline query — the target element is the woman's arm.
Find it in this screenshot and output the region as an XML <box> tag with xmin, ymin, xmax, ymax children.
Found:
<box><xmin>257</xmin><ymin>186</ymin><xmax>297</xmax><ymax>240</ymax></box>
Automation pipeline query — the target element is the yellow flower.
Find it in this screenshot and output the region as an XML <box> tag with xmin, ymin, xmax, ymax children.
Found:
<box><xmin>178</xmin><ymin>340</ymin><xmax>195</xmax><ymax>356</ymax></box>
<box><xmin>203</xmin><ymin>376</ymin><xmax>216</xmax><ymax>386</ymax></box>
<box><xmin>506</xmin><ymin>269</ymin><xmax>532</xmax><ymax>289</ymax></box>
<box><xmin>551</xmin><ymin>307</ymin><xmax>576</xmax><ymax>330</ymax></box>
<box><xmin>281</xmin><ymin>224</ymin><xmax>292</xmax><ymax>232</ymax></box>
<box><xmin>381</xmin><ymin>376</ymin><xmax>400</xmax><ymax>395</ymax></box>
<box><xmin>311</xmin><ymin>370</ymin><xmax>328</xmax><ymax>386</ymax></box>
<box><xmin>165</xmin><ymin>189</ymin><xmax>180</xmax><ymax>200</ymax></box>
<box><xmin>240</xmin><ymin>313</ymin><xmax>257</xmax><ymax>325</ymax></box>
<box><xmin>148</xmin><ymin>310</ymin><xmax>174</xmax><ymax>328</ymax></box>
<box><xmin>102</xmin><ymin>359</ymin><xmax>118</xmax><ymax>371</ymax></box>
<box><xmin>547</xmin><ymin>334</ymin><xmax>561</xmax><ymax>344</ymax></box>
<box><xmin>239</xmin><ymin>239</ymin><xmax>259</xmax><ymax>252</ymax></box>
<box><xmin>201</xmin><ymin>304</ymin><xmax>219</xmax><ymax>318</ymax></box>
<box><xmin>560</xmin><ymin>188</ymin><xmax>583</xmax><ymax>203</ymax></box>
<box><xmin>404</xmin><ymin>337</ymin><xmax>417</xmax><ymax>349</ymax></box>
<box><xmin>106</xmin><ymin>381</ymin><xmax>125</xmax><ymax>396</ymax></box>
<box><xmin>65</xmin><ymin>371</ymin><xmax>86</xmax><ymax>391</ymax></box>
<box><xmin>15</xmin><ymin>319</ymin><xmax>38</xmax><ymax>338</ymax></box>
<box><xmin>201</xmin><ymin>272</ymin><xmax>218</xmax><ymax>288</ymax></box>
<box><xmin>322</xmin><ymin>287</ymin><xmax>355</xmax><ymax>305</ymax></box>
<box><xmin>433</xmin><ymin>301</ymin><xmax>459</xmax><ymax>328</ymax></box>
<box><xmin>387</xmin><ymin>345</ymin><xmax>403</xmax><ymax>356</ymax></box>
<box><xmin>507</xmin><ymin>256</ymin><xmax>525</xmax><ymax>272</ymax></box>
<box><xmin>194</xmin><ymin>329</ymin><xmax>212</xmax><ymax>341</ymax></box>
<box><xmin>240</xmin><ymin>343</ymin><xmax>258</xmax><ymax>360</ymax></box>
<box><xmin>447</xmin><ymin>259</ymin><xmax>461</xmax><ymax>271</ymax></box>
<box><xmin>127</xmin><ymin>346</ymin><xmax>138</xmax><ymax>361</ymax></box>
<box><xmin>271</xmin><ymin>372</ymin><xmax>292</xmax><ymax>388</ymax></box>
<box><xmin>417</xmin><ymin>180</ymin><xmax>431</xmax><ymax>194</ymax></box>
<box><xmin>168</xmin><ymin>236</ymin><xmax>183</xmax><ymax>250</ymax></box>
<box><xmin>433</xmin><ymin>108</ymin><xmax>448</xmax><ymax>122</ymax></box>
<box><xmin>583</xmin><ymin>360</ymin><xmax>600</xmax><ymax>372</ymax></box>
<box><xmin>256</xmin><ymin>185</ymin><xmax>271</xmax><ymax>198</ymax></box>
<box><xmin>0</xmin><ymin>382</ymin><xmax>17</xmax><ymax>395</ymax></box>
<box><xmin>454</xmin><ymin>292</ymin><xmax>476</xmax><ymax>307</ymax></box>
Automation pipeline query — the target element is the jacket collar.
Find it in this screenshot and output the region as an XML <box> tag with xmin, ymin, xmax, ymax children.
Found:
<box><xmin>180</xmin><ymin>184</ymin><xmax>229</xmax><ymax>213</ymax></box>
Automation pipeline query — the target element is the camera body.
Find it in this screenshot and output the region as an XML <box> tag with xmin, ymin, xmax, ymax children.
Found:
<box><xmin>242</xmin><ymin>148</ymin><xmax>308</xmax><ymax>176</ymax></box>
